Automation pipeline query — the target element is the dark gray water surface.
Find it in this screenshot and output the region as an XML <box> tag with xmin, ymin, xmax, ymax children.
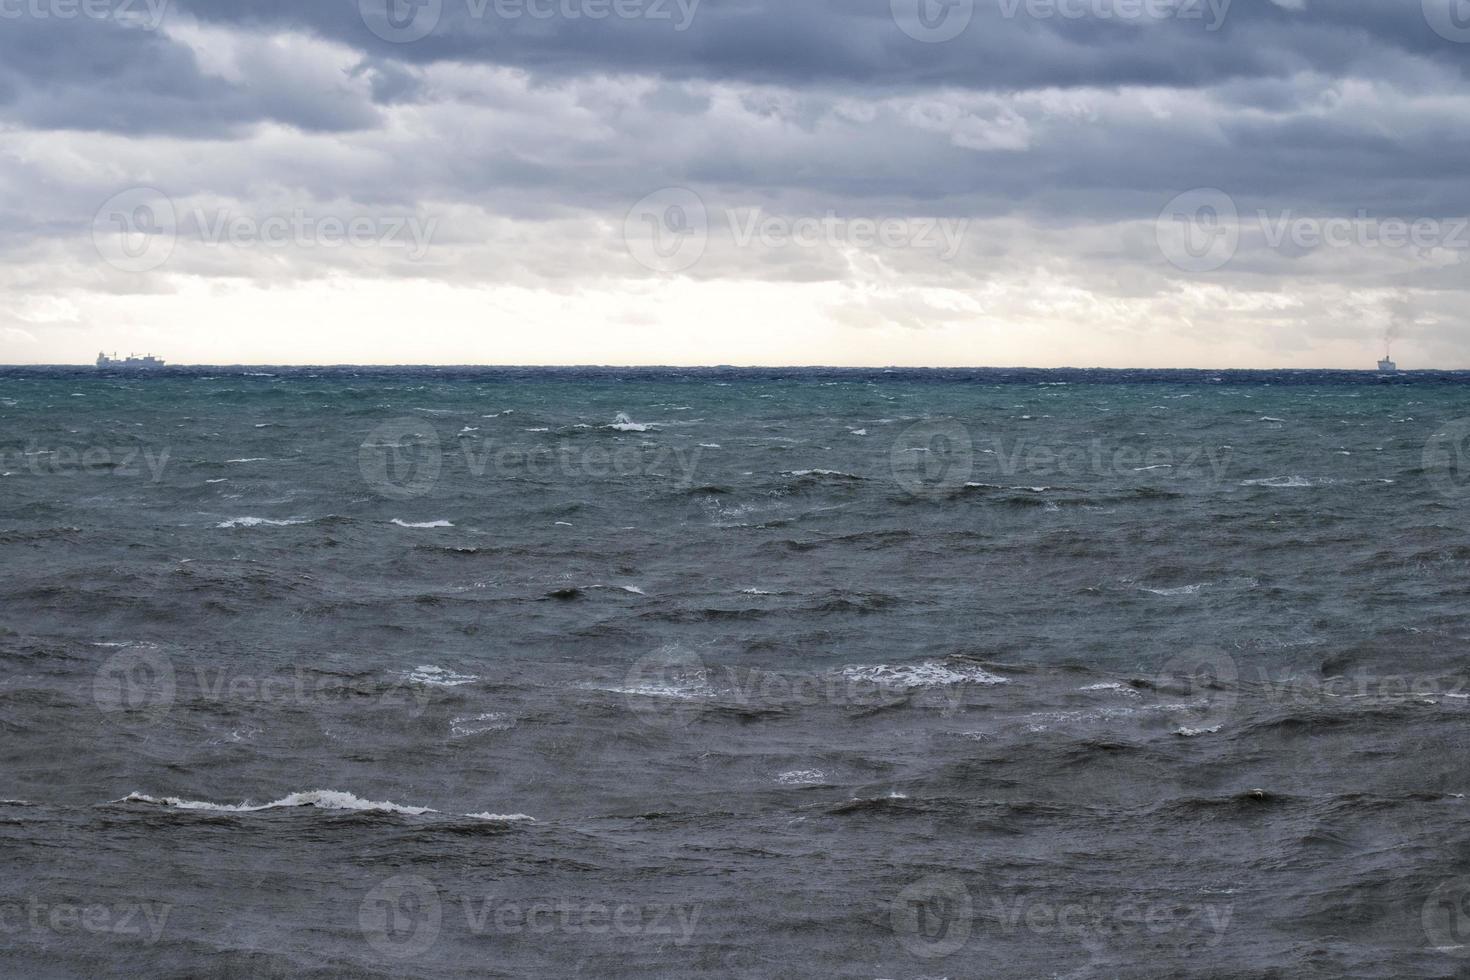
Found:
<box><xmin>2</xmin><ymin>367</ymin><xmax>1470</xmax><ymax>978</ymax></box>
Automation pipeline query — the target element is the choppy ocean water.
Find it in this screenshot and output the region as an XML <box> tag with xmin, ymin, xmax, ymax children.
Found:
<box><xmin>3</xmin><ymin>366</ymin><xmax>1470</xmax><ymax>977</ymax></box>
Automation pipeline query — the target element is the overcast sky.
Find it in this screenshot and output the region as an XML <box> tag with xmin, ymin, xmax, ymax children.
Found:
<box><xmin>1</xmin><ymin>0</ymin><xmax>1466</xmax><ymax>366</ymax></box>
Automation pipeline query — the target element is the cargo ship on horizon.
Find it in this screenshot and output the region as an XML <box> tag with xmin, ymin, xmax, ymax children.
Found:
<box><xmin>96</xmin><ymin>351</ymin><xmax>165</xmax><ymax>369</ymax></box>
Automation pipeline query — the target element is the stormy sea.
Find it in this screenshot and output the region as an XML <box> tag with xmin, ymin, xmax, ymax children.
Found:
<box><xmin>2</xmin><ymin>365</ymin><xmax>1470</xmax><ymax>979</ymax></box>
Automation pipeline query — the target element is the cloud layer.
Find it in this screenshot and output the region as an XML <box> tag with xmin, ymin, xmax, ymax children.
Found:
<box><xmin>1</xmin><ymin>0</ymin><xmax>1466</xmax><ymax>366</ymax></box>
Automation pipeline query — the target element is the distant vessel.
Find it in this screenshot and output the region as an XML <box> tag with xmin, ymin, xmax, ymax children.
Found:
<box><xmin>96</xmin><ymin>351</ymin><xmax>165</xmax><ymax>369</ymax></box>
<box><xmin>1377</xmin><ymin>348</ymin><xmax>1397</xmax><ymax>373</ymax></box>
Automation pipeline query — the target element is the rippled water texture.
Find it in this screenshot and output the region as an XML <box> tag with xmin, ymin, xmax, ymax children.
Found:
<box><xmin>2</xmin><ymin>366</ymin><xmax>1469</xmax><ymax>977</ymax></box>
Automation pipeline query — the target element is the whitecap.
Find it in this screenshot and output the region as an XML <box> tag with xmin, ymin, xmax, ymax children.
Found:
<box><xmin>464</xmin><ymin>812</ymin><xmax>536</xmax><ymax>822</ymax></box>
<box><xmin>595</xmin><ymin>584</ymin><xmax>646</xmax><ymax>595</ymax></box>
<box><xmin>606</xmin><ymin>412</ymin><xmax>652</xmax><ymax>433</ymax></box>
<box><xmin>1141</xmin><ymin>584</ymin><xmax>1206</xmax><ymax>597</ymax></box>
<box><xmin>392</xmin><ymin>519</ymin><xmax>454</xmax><ymax>529</ymax></box>
<box><xmin>404</xmin><ymin>665</ymin><xmax>479</xmax><ymax>687</ymax></box>
<box><xmin>116</xmin><ymin>791</ymin><xmax>534</xmax><ymax>821</ymax></box>
<box><xmin>451</xmin><ymin>713</ymin><xmax>513</xmax><ymax>737</ymax></box>
<box><xmin>1080</xmin><ymin>682</ymin><xmax>1140</xmax><ymax>696</ymax></box>
<box><xmin>1240</xmin><ymin>476</ymin><xmax>1317</xmax><ymax>488</ymax></box>
<box><xmin>841</xmin><ymin>662</ymin><xmax>1007</xmax><ymax>689</ymax></box>
<box><xmin>224</xmin><ymin>458</ymin><xmax>269</xmax><ymax>464</ymax></box>
<box><xmin>775</xmin><ymin>770</ymin><xmax>827</xmax><ymax>786</ymax></box>
<box><xmin>116</xmin><ymin>790</ymin><xmax>435</xmax><ymax>815</ymax></box>
<box><xmin>785</xmin><ymin>469</ymin><xmax>864</xmax><ymax>479</ymax></box>
<box><xmin>216</xmin><ymin>516</ymin><xmax>312</xmax><ymax>528</ymax></box>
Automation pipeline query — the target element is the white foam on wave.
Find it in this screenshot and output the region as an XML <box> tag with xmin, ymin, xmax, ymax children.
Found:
<box><xmin>775</xmin><ymin>769</ymin><xmax>827</xmax><ymax>786</ymax></box>
<box><xmin>404</xmin><ymin>665</ymin><xmax>479</xmax><ymax>687</ymax></box>
<box><xmin>1141</xmin><ymin>583</ymin><xmax>1207</xmax><ymax>597</ymax></box>
<box><xmin>785</xmin><ymin>469</ymin><xmax>864</xmax><ymax>480</ymax></box>
<box><xmin>117</xmin><ymin>790</ymin><xmax>534</xmax><ymax>821</ymax></box>
<box><xmin>841</xmin><ymin>662</ymin><xmax>1008</xmax><ymax>689</ymax></box>
<box><xmin>224</xmin><ymin>458</ymin><xmax>269</xmax><ymax>464</ymax></box>
<box><xmin>464</xmin><ymin>812</ymin><xmax>537</xmax><ymax>822</ymax></box>
<box><xmin>1240</xmin><ymin>476</ymin><xmax>1319</xmax><ymax>488</ymax></box>
<box><xmin>606</xmin><ymin>412</ymin><xmax>652</xmax><ymax>432</ymax></box>
<box><xmin>216</xmin><ymin>516</ymin><xmax>313</xmax><ymax>528</ymax></box>
<box><xmin>1080</xmin><ymin>682</ymin><xmax>1140</xmax><ymax>696</ymax></box>
<box><xmin>117</xmin><ymin>790</ymin><xmax>434</xmax><ymax>815</ymax></box>
<box><xmin>451</xmin><ymin>713</ymin><xmax>513</xmax><ymax>737</ymax></box>
<box><xmin>1174</xmin><ymin>724</ymin><xmax>1223</xmax><ymax>737</ymax></box>
<box><xmin>964</xmin><ymin>483</ymin><xmax>1053</xmax><ymax>492</ymax></box>
<box><xmin>392</xmin><ymin>519</ymin><xmax>454</xmax><ymax>528</ymax></box>
<box><xmin>592</xmin><ymin>584</ymin><xmax>646</xmax><ymax>595</ymax></box>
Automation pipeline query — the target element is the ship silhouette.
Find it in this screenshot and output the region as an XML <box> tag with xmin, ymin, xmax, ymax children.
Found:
<box><xmin>96</xmin><ymin>351</ymin><xmax>165</xmax><ymax>369</ymax></box>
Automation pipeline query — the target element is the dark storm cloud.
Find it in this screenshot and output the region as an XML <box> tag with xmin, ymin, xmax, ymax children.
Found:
<box><xmin>161</xmin><ymin>0</ymin><xmax>1466</xmax><ymax>90</ymax></box>
<box><xmin>0</xmin><ymin>15</ymin><xmax>379</xmax><ymax>135</ymax></box>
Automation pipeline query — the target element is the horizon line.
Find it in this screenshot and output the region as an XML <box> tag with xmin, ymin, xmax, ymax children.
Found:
<box><xmin>0</xmin><ymin>362</ymin><xmax>1454</xmax><ymax>373</ymax></box>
